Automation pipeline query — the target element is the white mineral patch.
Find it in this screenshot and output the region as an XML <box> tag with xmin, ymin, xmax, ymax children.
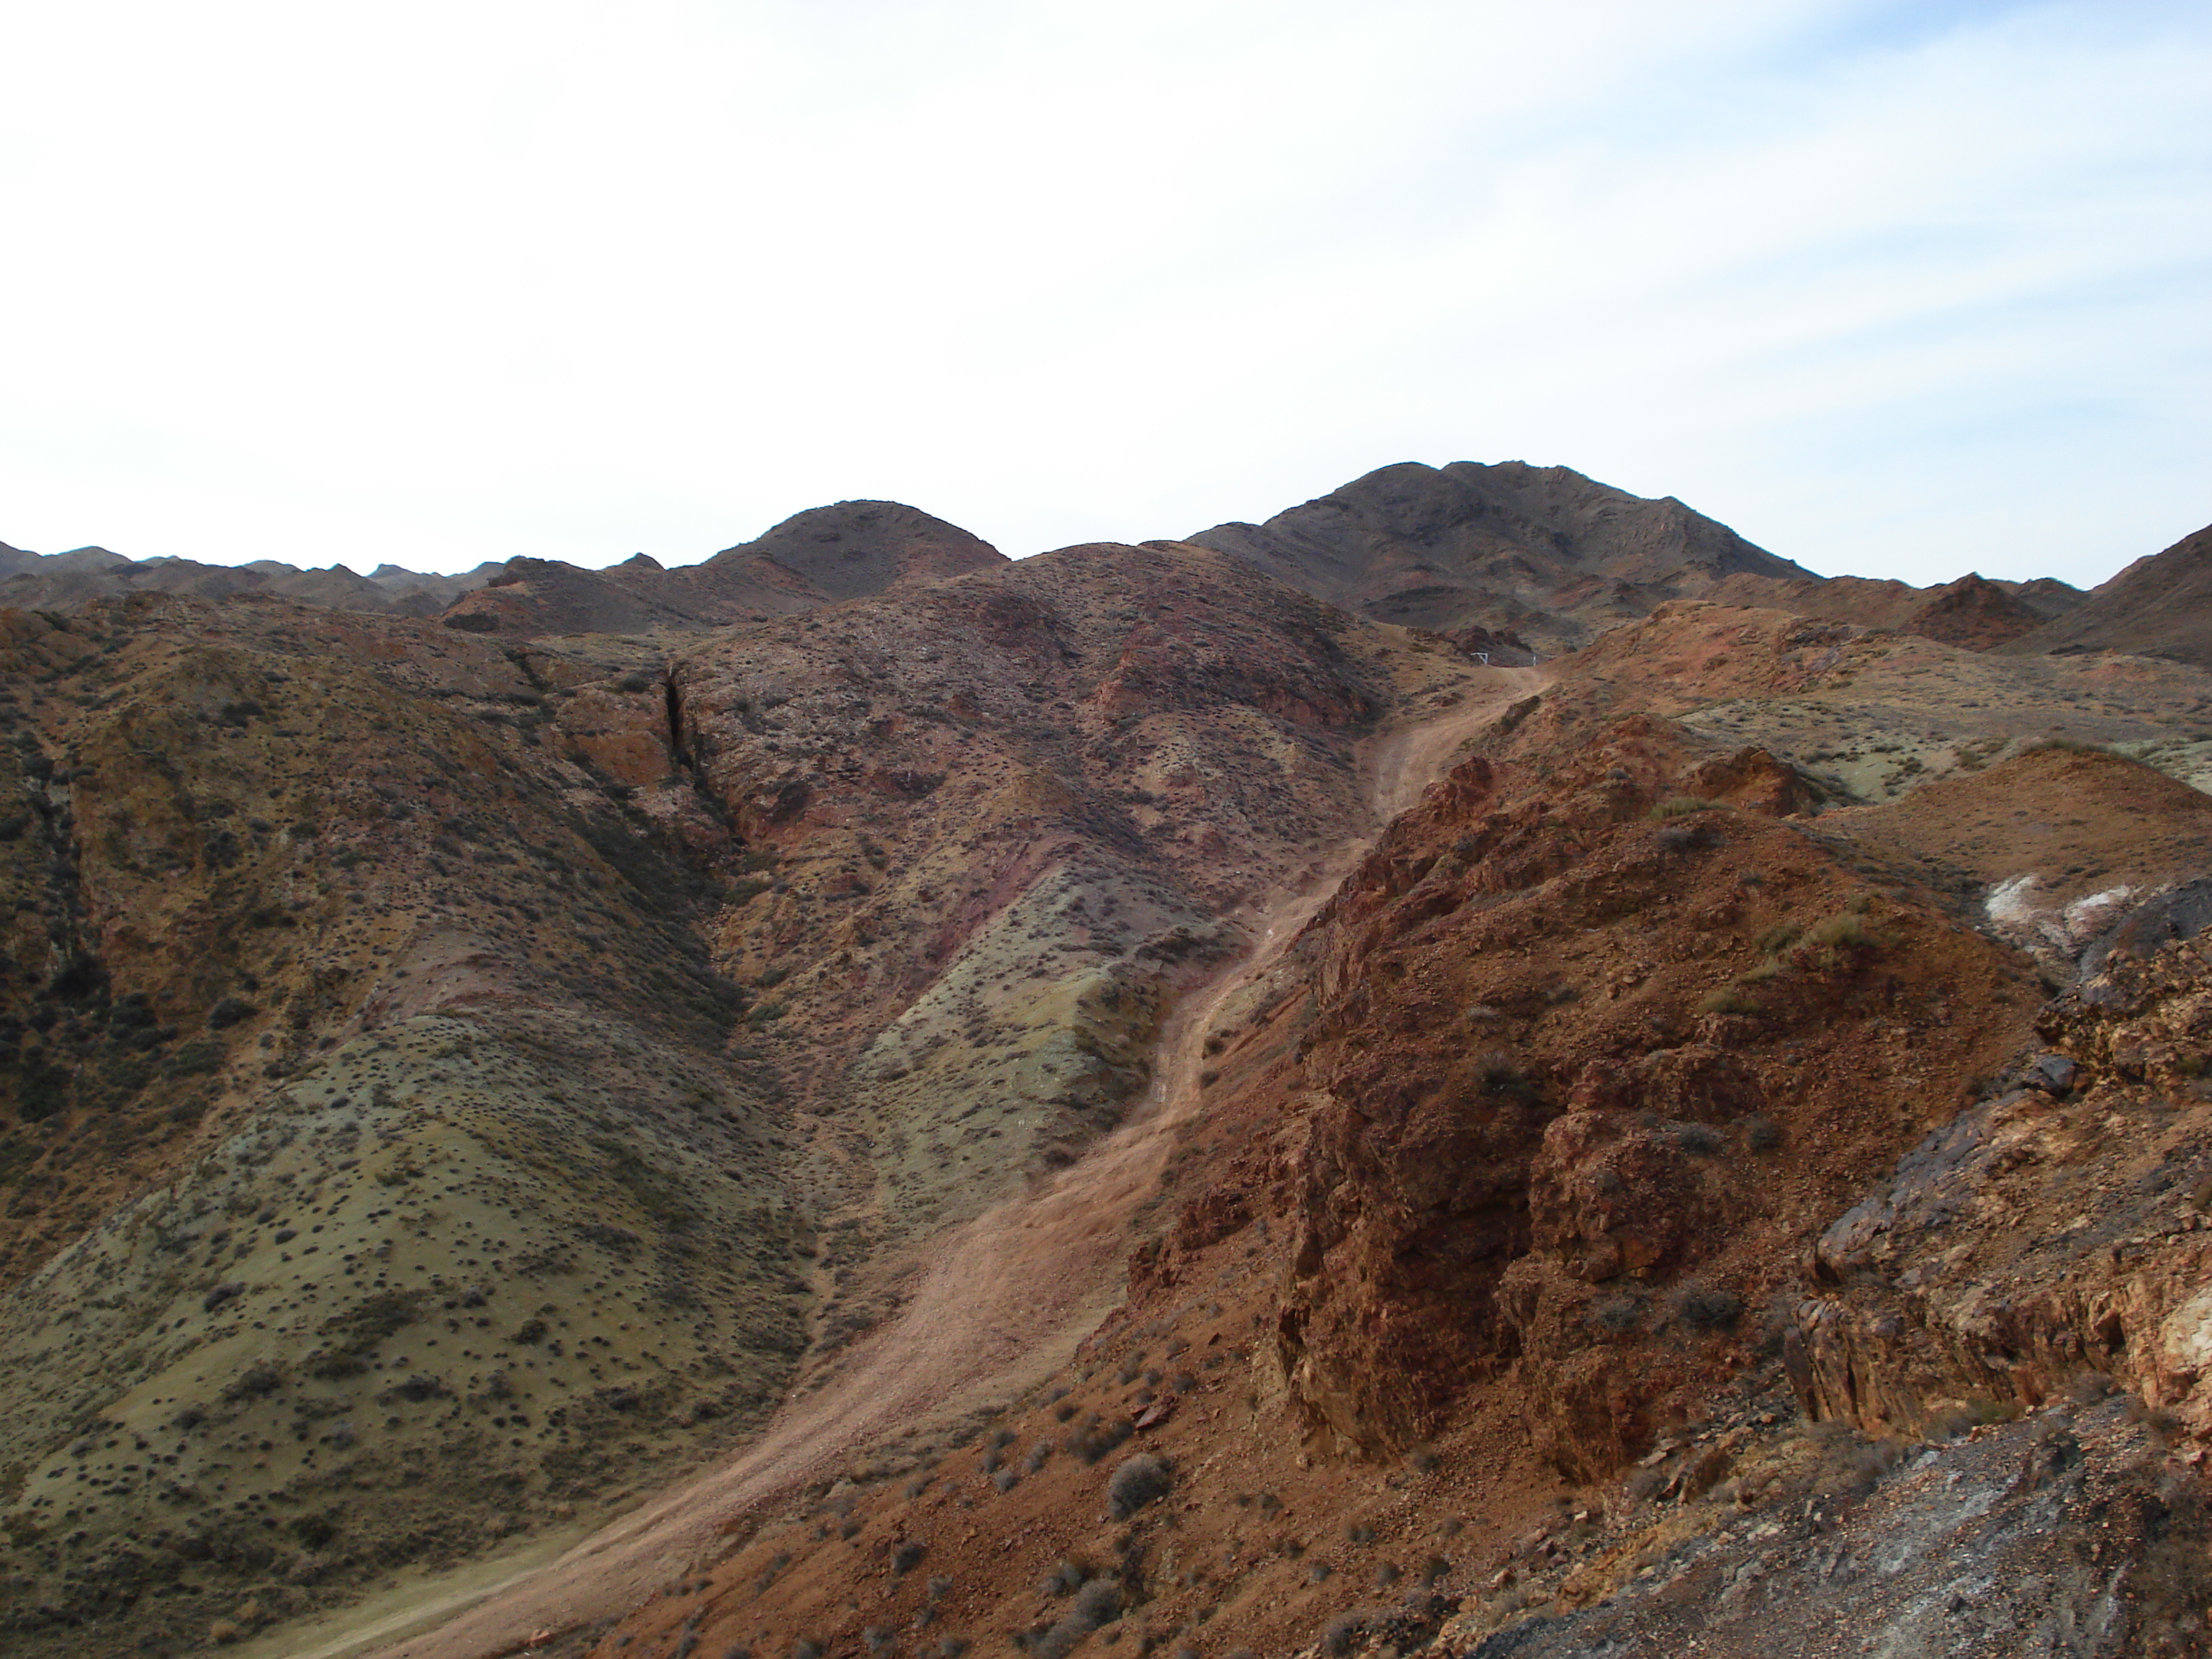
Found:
<box><xmin>1984</xmin><ymin>874</ymin><xmax>2139</xmax><ymax>953</ymax></box>
<box><xmin>2160</xmin><ymin>1285</ymin><xmax>2212</xmax><ymax>1385</ymax></box>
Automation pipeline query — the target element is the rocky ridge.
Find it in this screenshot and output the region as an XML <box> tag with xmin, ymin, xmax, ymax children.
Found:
<box><xmin>0</xmin><ymin>546</ymin><xmax>500</xmax><ymax>618</ymax></box>
<box><xmin>1188</xmin><ymin>461</ymin><xmax>1812</xmax><ymax>653</ymax></box>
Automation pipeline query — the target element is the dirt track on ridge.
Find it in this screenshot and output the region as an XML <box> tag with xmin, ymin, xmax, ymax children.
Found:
<box><xmin>315</xmin><ymin>668</ymin><xmax>1543</xmax><ymax>1659</ymax></box>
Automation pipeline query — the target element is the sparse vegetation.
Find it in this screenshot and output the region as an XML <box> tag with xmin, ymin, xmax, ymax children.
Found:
<box><xmin>1806</xmin><ymin>913</ymin><xmax>1883</xmax><ymax>951</ymax></box>
<box><xmin>1676</xmin><ymin>1285</ymin><xmax>1745</xmax><ymax>1332</ymax></box>
<box><xmin>1105</xmin><ymin>1453</ymin><xmax>1171</xmax><ymax>1519</ymax></box>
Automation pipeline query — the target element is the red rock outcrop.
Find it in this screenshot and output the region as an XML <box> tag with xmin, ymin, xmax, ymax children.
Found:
<box><xmin>1246</xmin><ymin>718</ymin><xmax>2036</xmax><ymax>1473</ymax></box>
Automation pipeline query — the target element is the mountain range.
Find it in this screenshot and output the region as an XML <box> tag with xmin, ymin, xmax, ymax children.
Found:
<box><xmin>1</xmin><ymin>463</ymin><xmax>2208</xmax><ymax>1659</ymax></box>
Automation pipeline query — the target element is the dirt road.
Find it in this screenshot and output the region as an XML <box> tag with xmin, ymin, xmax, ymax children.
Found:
<box><xmin>316</xmin><ymin>667</ymin><xmax>1542</xmax><ymax>1659</ymax></box>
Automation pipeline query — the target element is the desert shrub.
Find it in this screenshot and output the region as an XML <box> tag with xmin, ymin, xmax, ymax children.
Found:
<box><xmin>993</xmin><ymin>1467</ymin><xmax>1018</xmax><ymax>1492</ymax></box>
<box><xmin>1586</xmin><ymin>1295</ymin><xmax>1642</xmax><ymax>1334</ymax></box>
<box><xmin>1031</xmin><ymin>1578</ymin><xmax>1123</xmax><ymax>1659</ymax></box>
<box><xmin>1753</xmin><ymin>922</ymin><xmax>1801</xmax><ymax>954</ymax></box>
<box><xmin>223</xmin><ymin>1362</ymin><xmax>284</xmax><ymax>1401</ymax></box>
<box><xmin>2123</xmin><ymin>1396</ymin><xmax>2188</xmax><ymax>1447</ymax></box>
<box><xmin>2065</xmin><ymin>1371</ymin><xmax>2115</xmax><ymax>1406</ymax></box>
<box><xmin>2031</xmin><ymin>735</ymin><xmax>2111</xmax><ymax>755</ymax></box>
<box><xmin>1671</xmin><ymin>1123</ymin><xmax>1724</xmax><ymax>1156</ymax></box>
<box><xmin>1105</xmin><ymin>1453</ymin><xmax>1171</xmax><ymax>1519</ymax></box>
<box><xmin>1698</xmin><ymin>986</ymin><xmax>1760</xmax><ymax>1016</ymax></box>
<box><xmin>1652</xmin><ymin>796</ymin><xmax>1724</xmax><ymax>818</ymax></box>
<box><xmin>1676</xmin><ymin>1285</ymin><xmax>1744</xmax><ymax>1331</ymax></box>
<box><xmin>1807</xmin><ymin>914</ymin><xmax>1882</xmax><ymax>950</ymax></box>
<box><xmin>1064</xmin><ymin>1416</ymin><xmax>1133</xmax><ymax>1465</ymax></box>
<box><xmin>1742</xmin><ymin>1115</ymin><xmax>1783</xmax><ymax>1153</ymax></box>
<box><xmin>1655</xmin><ymin>819</ymin><xmax>1722</xmax><ymax>852</ymax></box>
<box><xmin>206</xmin><ymin>997</ymin><xmax>256</xmax><ymax>1029</ymax></box>
<box><xmin>1025</xmin><ymin>1440</ymin><xmax>1053</xmax><ymax>1473</ymax></box>
<box><xmin>792</xmin><ymin>1641</ymin><xmax>822</xmax><ymax>1659</ymax></box>
<box><xmin>1815</xmin><ymin>1434</ymin><xmax>1905</xmax><ymax>1502</ymax></box>
<box><xmin>1319</xmin><ymin>1610</ymin><xmax>1373</xmax><ymax>1658</ymax></box>
<box><xmin>1923</xmin><ymin>1403</ymin><xmax>1985</xmax><ymax>1442</ymax></box>
<box><xmin>892</xmin><ymin>1541</ymin><xmax>927</xmax><ymax>1575</ymax></box>
<box><xmin>166</xmin><ymin>1038</ymin><xmax>224</xmax><ymax>1076</ymax></box>
<box><xmin>1475</xmin><ymin>1051</ymin><xmax>1537</xmax><ymax>1102</ymax></box>
<box><xmin>1043</xmin><ymin>1560</ymin><xmax>1087</xmax><ymax>1596</ymax></box>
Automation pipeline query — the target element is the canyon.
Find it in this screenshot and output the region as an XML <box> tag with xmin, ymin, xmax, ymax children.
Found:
<box><xmin>1</xmin><ymin>463</ymin><xmax>2208</xmax><ymax>1659</ymax></box>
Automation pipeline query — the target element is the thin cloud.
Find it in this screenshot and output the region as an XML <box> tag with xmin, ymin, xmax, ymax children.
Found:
<box><xmin>0</xmin><ymin>0</ymin><xmax>2202</xmax><ymax>586</ymax></box>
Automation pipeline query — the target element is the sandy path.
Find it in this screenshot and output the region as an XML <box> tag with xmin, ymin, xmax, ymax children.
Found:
<box><xmin>329</xmin><ymin>667</ymin><xmax>1541</xmax><ymax>1659</ymax></box>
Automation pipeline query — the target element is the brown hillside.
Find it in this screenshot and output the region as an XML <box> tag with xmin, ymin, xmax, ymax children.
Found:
<box><xmin>1190</xmin><ymin>461</ymin><xmax>1808</xmax><ymax>651</ymax></box>
<box><xmin>437</xmin><ymin>501</ymin><xmax>1007</xmax><ymax>638</ymax></box>
<box><xmin>2</xmin><ymin>472</ymin><xmax>2210</xmax><ymax>1659</ymax></box>
<box><xmin>1706</xmin><ymin>570</ymin><xmax>2053</xmax><ymax>651</ymax></box>
<box><xmin>2005</xmin><ymin>521</ymin><xmax>2212</xmax><ymax>668</ymax></box>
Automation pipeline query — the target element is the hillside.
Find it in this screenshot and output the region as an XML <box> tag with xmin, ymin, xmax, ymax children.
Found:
<box><xmin>2003</xmin><ymin>521</ymin><xmax>2212</xmax><ymax>669</ymax></box>
<box><xmin>437</xmin><ymin>503</ymin><xmax>1007</xmax><ymax>637</ymax></box>
<box><xmin>0</xmin><ymin>465</ymin><xmax>2208</xmax><ymax>1659</ymax></box>
<box><xmin>1187</xmin><ymin>462</ymin><xmax>1812</xmax><ymax>652</ymax></box>
<box><xmin>0</xmin><ymin>547</ymin><xmax>498</xmax><ymax>617</ymax></box>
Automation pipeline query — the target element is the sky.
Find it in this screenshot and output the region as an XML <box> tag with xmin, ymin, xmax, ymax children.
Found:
<box><xmin>1</xmin><ymin>0</ymin><xmax>2206</xmax><ymax>588</ymax></box>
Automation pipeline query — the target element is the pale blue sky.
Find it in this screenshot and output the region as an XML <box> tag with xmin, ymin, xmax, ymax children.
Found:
<box><xmin>1</xmin><ymin>0</ymin><xmax>2204</xmax><ymax>587</ymax></box>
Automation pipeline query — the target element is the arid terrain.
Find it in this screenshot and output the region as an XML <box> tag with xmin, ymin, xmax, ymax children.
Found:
<box><xmin>2</xmin><ymin>464</ymin><xmax>2208</xmax><ymax>1659</ymax></box>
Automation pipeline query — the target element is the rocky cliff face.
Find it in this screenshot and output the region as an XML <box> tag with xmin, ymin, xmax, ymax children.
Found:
<box><xmin>1261</xmin><ymin>727</ymin><xmax>2033</xmax><ymax>1473</ymax></box>
<box><xmin>1791</xmin><ymin>909</ymin><xmax>2212</xmax><ymax>1441</ymax></box>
